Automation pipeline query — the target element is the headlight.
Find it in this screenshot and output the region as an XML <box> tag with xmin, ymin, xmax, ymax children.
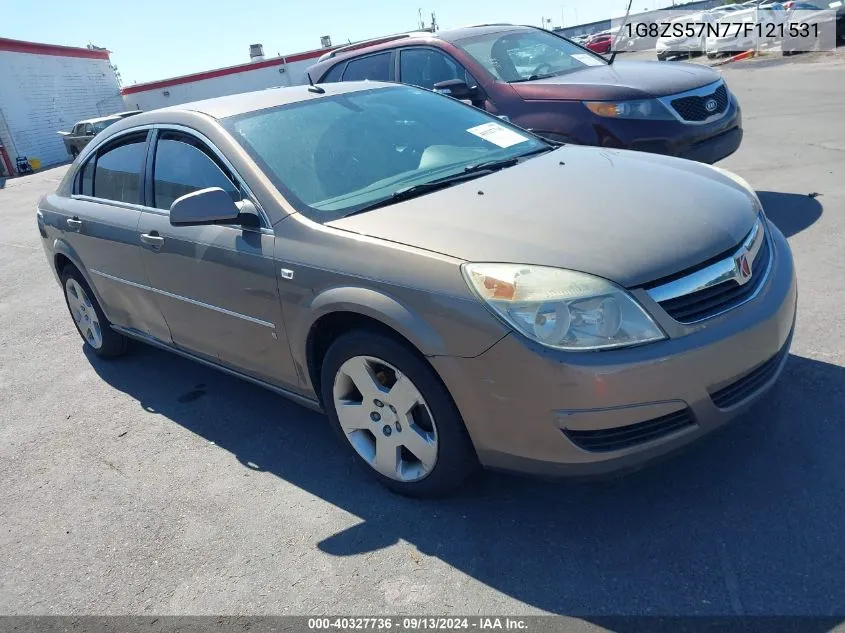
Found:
<box><xmin>583</xmin><ymin>99</ymin><xmax>675</xmax><ymax>120</ymax></box>
<box><xmin>462</xmin><ymin>264</ymin><xmax>666</xmax><ymax>351</ymax></box>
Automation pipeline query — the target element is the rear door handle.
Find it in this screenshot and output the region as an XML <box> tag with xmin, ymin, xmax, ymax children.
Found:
<box><xmin>140</xmin><ymin>232</ymin><xmax>165</xmax><ymax>249</ymax></box>
<box><xmin>66</xmin><ymin>217</ymin><xmax>82</xmax><ymax>231</ymax></box>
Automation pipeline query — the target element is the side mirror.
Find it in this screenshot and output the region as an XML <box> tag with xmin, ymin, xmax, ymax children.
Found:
<box><xmin>170</xmin><ymin>187</ymin><xmax>241</xmax><ymax>227</ymax></box>
<box><xmin>433</xmin><ymin>79</ymin><xmax>479</xmax><ymax>101</ymax></box>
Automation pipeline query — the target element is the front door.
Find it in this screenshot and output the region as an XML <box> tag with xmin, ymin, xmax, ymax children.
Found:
<box><xmin>136</xmin><ymin>129</ymin><xmax>297</xmax><ymax>387</ymax></box>
<box><xmin>397</xmin><ymin>46</ymin><xmax>482</xmax><ymax>108</ymax></box>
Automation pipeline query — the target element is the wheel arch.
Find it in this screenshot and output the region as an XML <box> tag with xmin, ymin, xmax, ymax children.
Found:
<box><xmin>301</xmin><ymin>287</ymin><xmax>448</xmax><ymax>404</ymax></box>
<box><xmin>52</xmin><ymin>239</ymin><xmax>113</xmax><ymax>321</ymax></box>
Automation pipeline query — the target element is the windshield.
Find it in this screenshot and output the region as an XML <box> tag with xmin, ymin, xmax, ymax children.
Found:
<box><xmin>225</xmin><ymin>86</ymin><xmax>549</xmax><ymax>221</ymax></box>
<box><xmin>92</xmin><ymin>119</ymin><xmax>118</xmax><ymax>132</ymax></box>
<box><xmin>453</xmin><ymin>28</ymin><xmax>607</xmax><ymax>83</ymax></box>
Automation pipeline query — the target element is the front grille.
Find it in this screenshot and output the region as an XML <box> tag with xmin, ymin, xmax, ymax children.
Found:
<box><xmin>562</xmin><ymin>408</ymin><xmax>696</xmax><ymax>453</ymax></box>
<box><xmin>710</xmin><ymin>339</ymin><xmax>790</xmax><ymax>409</ymax></box>
<box><xmin>659</xmin><ymin>234</ymin><xmax>770</xmax><ymax>324</ymax></box>
<box><xmin>671</xmin><ymin>84</ymin><xmax>729</xmax><ymax>122</ymax></box>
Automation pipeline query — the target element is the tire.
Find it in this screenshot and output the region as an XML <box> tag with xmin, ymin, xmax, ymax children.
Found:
<box><xmin>60</xmin><ymin>265</ymin><xmax>127</xmax><ymax>358</ymax></box>
<box><xmin>70</xmin><ymin>147</ymin><xmax>79</xmax><ymax>159</ymax></box>
<box><xmin>320</xmin><ymin>330</ymin><xmax>479</xmax><ymax>497</ymax></box>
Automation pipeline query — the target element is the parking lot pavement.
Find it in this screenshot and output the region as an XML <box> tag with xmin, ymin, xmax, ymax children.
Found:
<box><xmin>1</xmin><ymin>51</ymin><xmax>845</xmax><ymax>618</ymax></box>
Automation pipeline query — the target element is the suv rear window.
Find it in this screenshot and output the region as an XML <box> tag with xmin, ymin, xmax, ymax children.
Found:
<box><xmin>342</xmin><ymin>53</ymin><xmax>392</xmax><ymax>81</ymax></box>
<box><xmin>320</xmin><ymin>63</ymin><xmax>346</xmax><ymax>83</ymax></box>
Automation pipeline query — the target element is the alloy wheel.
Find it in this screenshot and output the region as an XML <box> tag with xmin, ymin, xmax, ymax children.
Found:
<box><xmin>65</xmin><ymin>278</ymin><xmax>103</xmax><ymax>349</ymax></box>
<box><xmin>332</xmin><ymin>355</ymin><xmax>438</xmax><ymax>482</ymax></box>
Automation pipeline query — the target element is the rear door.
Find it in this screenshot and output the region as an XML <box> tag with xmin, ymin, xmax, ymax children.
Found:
<box><xmin>61</xmin><ymin>130</ymin><xmax>170</xmax><ymax>339</ymax></box>
<box><xmin>80</xmin><ymin>123</ymin><xmax>96</xmax><ymax>151</ymax></box>
<box><xmin>136</xmin><ymin>128</ymin><xmax>296</xmax><ymax>386</ymax></box>
<box><xmin>69</xmin><ymin>124</ymin><xmax>86</xmax><ymax>153</ymax></box>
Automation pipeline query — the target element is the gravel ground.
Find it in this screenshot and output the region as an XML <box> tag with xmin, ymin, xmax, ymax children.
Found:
<box><xmin>1</xmin><ymin>51</ymin><xmax>844</xmax><ymax>618</ymax></box>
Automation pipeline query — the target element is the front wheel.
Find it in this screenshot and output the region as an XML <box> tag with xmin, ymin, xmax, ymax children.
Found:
<box><xmin>61</xmin><ymin>266</ymin><xmax>127</xmax><ymax>358</ymax></box>
<box><xmin>321</xmin><ymin>331</ymin><xmax>479</xmax><ymax>497</ymax></box>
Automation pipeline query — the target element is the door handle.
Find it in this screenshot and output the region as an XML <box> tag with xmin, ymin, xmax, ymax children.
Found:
<box><xmin>140</xmin><ymin>232</ymin><xmax>165</xmax><ymax>249</ymax></box>
<box><xmin>66</xmin><ymin>217</ymin><xmax>82</xmax><ymax>231</ymax></box>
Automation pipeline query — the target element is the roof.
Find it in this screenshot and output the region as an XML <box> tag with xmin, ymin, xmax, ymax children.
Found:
<box><xmin>151</xmin><ymin>81</ymin><xmax>394</xmax><ymax>120</ymax></box>
<box><xmin>121</xmin><ymin>45</ymin><xmax>340</xmax><ymax>95</ymax></box>
<box><xmin>0</xmin><ymin>37</ymin><xmax>110</xmax><ymax>60</ymax></box>
<box><xmin>436</xmin><ymin>24</ymin><xmax>533</xmax><ymax>42</ymax></box>
<box><xmin>305</xmin><ymin>24</ymin><xmax>533</xmax><ymax>75</ymax></box>
<box><xmin>315</xmin><ymin>31</ymin><xmax>435</xmax><ymax>62</ymax></box>
<box><xmin>76</xmin><ymin>114</ymin><xmax>123</xmax><ymax>125</ymax></box>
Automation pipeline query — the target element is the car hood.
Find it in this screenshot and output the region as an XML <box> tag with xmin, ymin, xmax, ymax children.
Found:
<box><xmin>510</xmin><ymin>60</ymin><xmax>722</xmax><ymax>101</ymax></box>
<box><xmin>328</xmin><ymin>147</ymin><xmax>759</xmax><ymax>289</ymax></box>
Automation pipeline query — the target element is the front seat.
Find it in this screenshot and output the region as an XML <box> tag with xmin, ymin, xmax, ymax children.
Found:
<box><xmin>313</xmin><ymin>114</ymin><xmax>402</xmax><ymax>199</ymax></box>
<box><xmin>489</xmin><ymin>37</ymin><xmax>522</xmax><ymax>82</ymax></box>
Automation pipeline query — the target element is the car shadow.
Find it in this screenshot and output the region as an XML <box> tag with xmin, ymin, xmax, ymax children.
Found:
<box><xmin>758</xmin><ymin>190</ymin><xmax>823</xmax><ymax>238</ymax></box>
<box><xmin>86</xmin><ymin>345</ymin><xmax>845</xmax><ymax>616</ymax></box>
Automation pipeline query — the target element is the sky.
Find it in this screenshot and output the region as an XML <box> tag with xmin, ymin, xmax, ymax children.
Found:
<box><xmin>4</xmin><ymin>0</ymin><xmax>678</xmax><ymax>85</ymax></box>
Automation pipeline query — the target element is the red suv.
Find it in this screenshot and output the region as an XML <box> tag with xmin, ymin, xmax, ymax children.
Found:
<box><xmin>306</xmin><ymin>25</ymin><xmax>742</xmax><ymax>163</ymax></box>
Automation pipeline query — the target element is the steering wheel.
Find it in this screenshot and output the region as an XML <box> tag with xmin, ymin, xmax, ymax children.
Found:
<box><xmin>530</xmin><ymin>63</ymin><xmax>555</xmax><ymax>78</ymax></box>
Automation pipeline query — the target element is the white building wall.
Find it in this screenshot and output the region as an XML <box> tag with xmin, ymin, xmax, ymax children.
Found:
<box><xmin>122</xmin><ymin>57</ymin><xmax>316</xmax><ymax>112</ymax></box>
<box><xmin>0</xmin><ymin>51</ymin><xmax>124</xmax><ymax>168</ymax></box>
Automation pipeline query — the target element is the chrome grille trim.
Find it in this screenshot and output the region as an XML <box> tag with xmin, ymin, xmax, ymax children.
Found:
<box><xmin>658</xmin><ymin>80</ymin><xmax>730</xmax><ymax>126</ymax></box>
<box><xmin>647</xmin><ymin>215</ymin><xmax>772</xmax><ymax>323</ymax></box>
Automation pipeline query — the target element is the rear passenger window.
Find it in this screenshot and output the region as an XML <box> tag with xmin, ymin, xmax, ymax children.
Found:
<box><xmin>93</xmin><ymin>135</ymin><xmax>147</xmax><ymax>204</ymax></box>
<box><xmin>152</xmin><ymin>133</ymin><xmax>240</xmax><ymax>211</ymax></box>
<box><xmin>320</xmin><ymin>63</ymin><xmax>346</xmax><ymax>83</ymax></box>
<box><xmin>342</xmin><ymin>53</ymin><xmax>392</xmax><ymax>81</ymax></box>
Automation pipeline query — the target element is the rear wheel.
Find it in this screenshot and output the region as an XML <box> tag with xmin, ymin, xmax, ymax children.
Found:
<box><xmin>70</xmin><ymin>147</ymin><xmax>79</xmax><ymax>159</ymax></box>
<box><xmin>61</xmin><ymin>266</ymin><xmax>127</xmax><ymax>358</ymax></box>
<box><xmin>321</xmin><ymin>331</ymin><xmax>479</xmax><ymax>497</ymax></box>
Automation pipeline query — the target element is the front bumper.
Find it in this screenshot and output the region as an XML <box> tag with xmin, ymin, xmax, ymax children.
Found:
<box><xmin>679</xmin><ymin>126</ymin><xmax>743</xmax><ymax>164</ymax></box>
<box><xmin>591</xmin><ymin>94</ymin><xmax>743</xmax><ymax>165</ymax></box>
<box><xmin>431</xmin><ymin>222</ymin><xmax>797</xmax><ymax>477</ymax></box>
<box><xmin>706</xmin><ymin>37</ymin><xmax>755</xmax><ymax>56</ymax></box>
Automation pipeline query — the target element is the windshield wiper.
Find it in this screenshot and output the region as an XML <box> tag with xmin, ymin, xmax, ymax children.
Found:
<box><xmin>463</xmin><ymin>145</ymin><xmax>555</xmax><ymax>174</ymax></box>
<box><xmin>342</xmin><ymin>146</ymin><xmax>555</xmax><ymax>218</ymax></box>
<box><xmin>342</xmin><ymin>171</ymin><xmax>492</xmax><ymax>217</ymax></box>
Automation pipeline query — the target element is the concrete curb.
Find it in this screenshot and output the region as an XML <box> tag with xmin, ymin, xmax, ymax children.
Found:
<box><xmin>711</xmin><ymin>49</ymin><xmax>756</xmax><ymax>66</ymax></box>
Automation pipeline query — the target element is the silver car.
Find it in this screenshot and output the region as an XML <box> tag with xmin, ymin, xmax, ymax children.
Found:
<box><xmin>37</xmin><ymin>82</ymin><xmax>797</xmax><ymax>496</ymax></box>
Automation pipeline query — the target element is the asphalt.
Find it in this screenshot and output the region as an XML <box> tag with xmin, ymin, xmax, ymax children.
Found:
<box><xmin>1</xmin><ymin>51</ymin><xmax>844</xmax><ymax>618</ymax></box>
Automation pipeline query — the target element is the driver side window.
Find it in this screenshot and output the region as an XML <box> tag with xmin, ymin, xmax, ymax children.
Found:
<box><xmin>152</xmin><ymin>132</ymin><xmax>241</xmax><ymax>211</ymax></box>
<box><xmin>399</xmin><ymin>48</ymin><xmax>475</xmax><ymax>90</ymax></box>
